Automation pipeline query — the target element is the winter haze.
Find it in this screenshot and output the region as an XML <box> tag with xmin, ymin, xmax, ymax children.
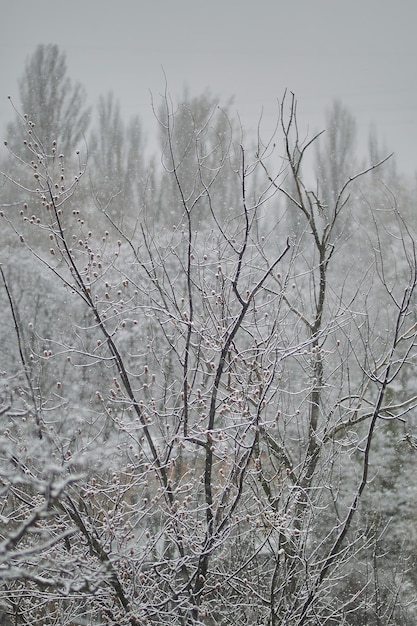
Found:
<box><xmin>0</xmin><ymin>0</ymin><xmax>416</xmax><ymax>173</ymax></box>
<box><xmin>1</xmin><ymin>1</ymin><xmax>417</xmax><ymax>625</ymax></box>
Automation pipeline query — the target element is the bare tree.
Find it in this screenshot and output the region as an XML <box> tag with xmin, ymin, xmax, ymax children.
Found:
<box><xmin>0</xmin><ymin>91</ymin><xmax>416</xmax><ymax>626</ymax></box>
<box><xmin>258</xmin><ymin>94</ymin><xmax>417</xmax><ymax>624</ymax></box>
<box><xmin>156</xmin><ymin>88</ymin><xmax>243</xmax><ymax>225</ymax></box>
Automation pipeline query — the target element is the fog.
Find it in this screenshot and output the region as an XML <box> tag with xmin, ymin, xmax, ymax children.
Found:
<box><xmin>1</xmin><ymin>0</ymin><xmax>416</xmax><ymax>173</ymax></box>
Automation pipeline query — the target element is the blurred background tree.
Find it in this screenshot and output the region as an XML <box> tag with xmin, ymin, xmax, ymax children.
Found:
<box><xmin>6</xmin><ymin>43</ymin><xmax>91</xmax><ymax>157</ymax></box>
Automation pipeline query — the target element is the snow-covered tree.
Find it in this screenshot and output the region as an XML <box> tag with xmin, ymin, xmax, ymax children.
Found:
<box><xmin>1</xmin><ymin>86</ymin><xmax>417</xmax><ymax>626</ymax></box>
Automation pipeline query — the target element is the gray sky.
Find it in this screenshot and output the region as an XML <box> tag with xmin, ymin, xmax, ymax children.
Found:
<box><xmin>1</xmin><ymin>0</ymin><xmax>416</xmax><ymax>174</ymax></box>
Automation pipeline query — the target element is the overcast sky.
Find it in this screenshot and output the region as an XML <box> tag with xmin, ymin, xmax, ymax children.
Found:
<box><xmin>1</xmin><ymin>0</ymin><xmax>416</xmax><ymax>174</ymax></box>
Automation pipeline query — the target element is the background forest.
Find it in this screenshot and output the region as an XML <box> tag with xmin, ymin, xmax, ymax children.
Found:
<box><xmin>1</xmin><ymin>44</ymin><xmax>417</xmax><ymax>625</ymax></box>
